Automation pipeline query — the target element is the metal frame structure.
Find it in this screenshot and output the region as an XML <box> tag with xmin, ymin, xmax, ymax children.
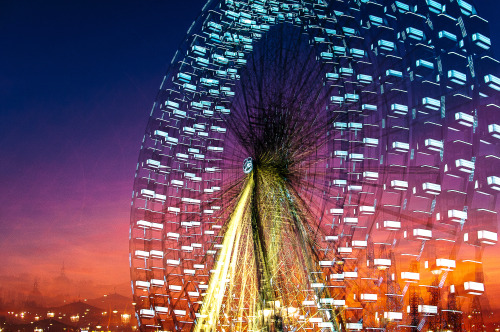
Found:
<box><xmin>130</xmin><ymin>0</ymin><xmax>500</xmax><ymax>330</ymax></box>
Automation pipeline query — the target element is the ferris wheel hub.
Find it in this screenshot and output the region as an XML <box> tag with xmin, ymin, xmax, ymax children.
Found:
<box><xmin>243</xmin><ymin>157</ymin><xmax>253</xmax><ymax>174</ymax></box>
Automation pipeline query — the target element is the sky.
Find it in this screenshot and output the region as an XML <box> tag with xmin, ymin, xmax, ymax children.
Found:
<box><xmin>0</xmin><ymin>0</ymin><xmax>208</xmax><ymax>301</ymax></box>
<box><xmin>1</xmin><ymin>0</ymin><xmax>500</xmax><ymax>306</ymax></box>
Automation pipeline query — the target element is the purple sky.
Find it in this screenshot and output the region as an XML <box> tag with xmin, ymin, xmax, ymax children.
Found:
<box><xmin>0</xmin><ymin>0</ymin><xmax>206</xmax><ymax>300</ymax></box>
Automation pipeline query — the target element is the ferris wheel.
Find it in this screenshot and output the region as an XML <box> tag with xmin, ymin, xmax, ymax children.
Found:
<box><xmin>130</xmin><ymin>0</ymin><xmax>500</xmax><ymax>330</ymax></box>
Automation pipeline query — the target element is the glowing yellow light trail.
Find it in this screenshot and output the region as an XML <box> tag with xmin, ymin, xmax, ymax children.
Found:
<box><xmin>194</xmin><ymin>174</ymin><xmax>255</xmax><ymax>332</ymax></box>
